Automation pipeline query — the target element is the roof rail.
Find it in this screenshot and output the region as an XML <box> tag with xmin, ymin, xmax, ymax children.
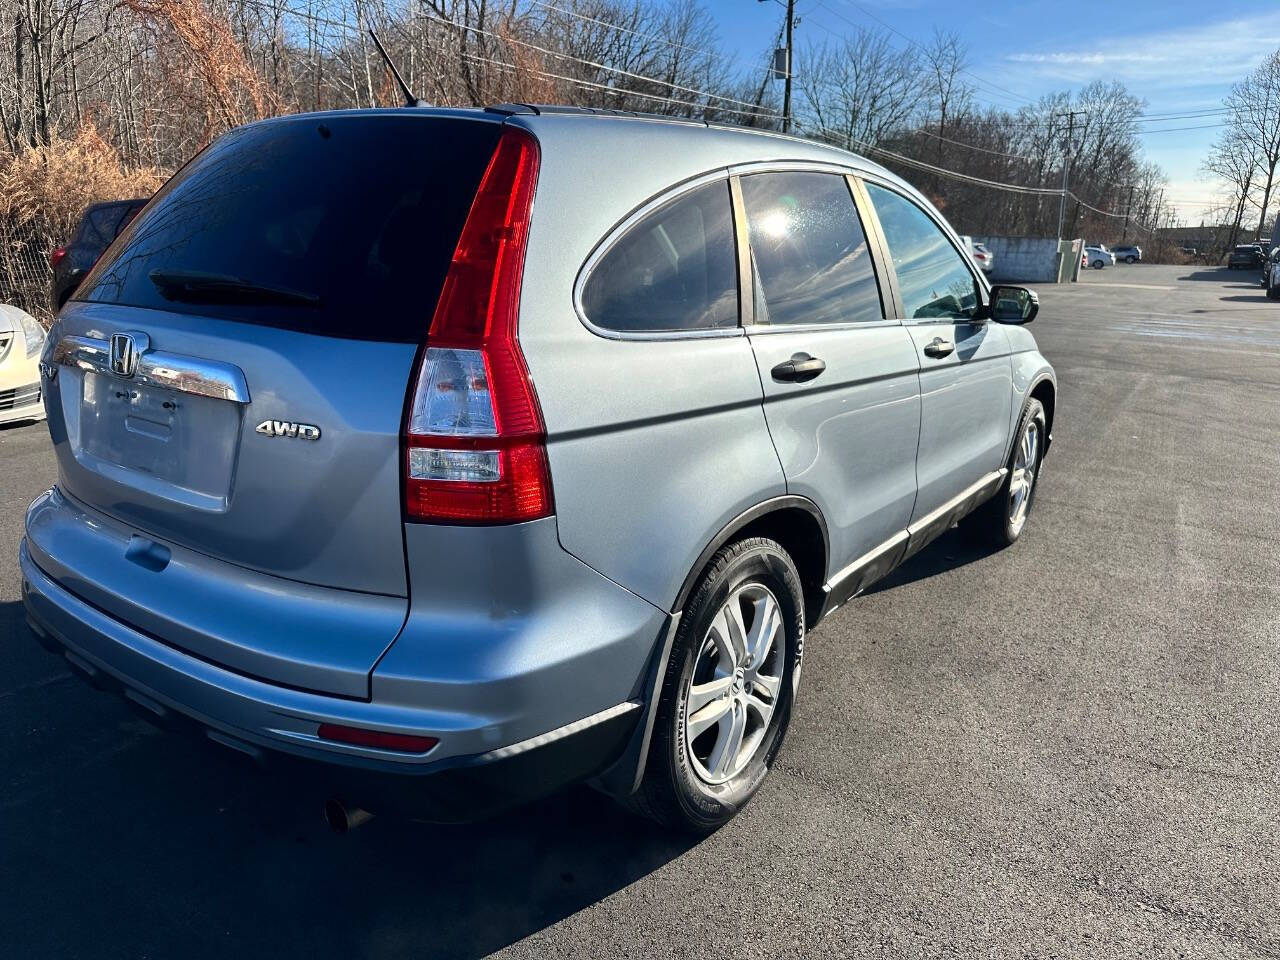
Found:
<box><xmin>484</xmin><ymin>103</ymin><xmax>710</xmax><ymax>126</ymax></box>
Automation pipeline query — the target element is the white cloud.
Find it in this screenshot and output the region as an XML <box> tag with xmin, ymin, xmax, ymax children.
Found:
<box><xmin>1003</xmin><ymin>14</ymin><xmax>1280</xmax><ymax>89</ymax></box>
<box><xmin>1007</xmin><ymin>52</ymin><xmax>1164</xmax><ymax>65</ymax></box>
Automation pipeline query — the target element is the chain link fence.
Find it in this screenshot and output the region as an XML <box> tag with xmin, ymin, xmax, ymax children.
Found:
<box><xmin>0</xmin><ymin>224</ymin><xmax>54</xmax><ymax>323</ymax></box>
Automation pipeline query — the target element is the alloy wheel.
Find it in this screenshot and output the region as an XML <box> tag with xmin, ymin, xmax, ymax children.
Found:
<box><xmin>683</xmin><ymin>583</ymin><xmax>786</xmax><ymax>786</ymax></box>
<box><xmin>1008</xmin><ymin>419</ymin><xmax>1040</xmax><ymax>535</ymax></box>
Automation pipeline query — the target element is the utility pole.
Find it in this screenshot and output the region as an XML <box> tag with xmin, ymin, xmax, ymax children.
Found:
<box><xmin>1055</xmin><ymin>110</ymin><xmax>1085</xmax><ymax>242</ymax></box>
<box><xmin>760</xmin><ymin>0</ymin><xmax>796</xmax><ymax>133</ymax></box>
<box><xmin>783</xmin><ymin>0</ymin><xmax>795</xmax><ymax>133</ymax></box>
<box><xmin>1121</xmin><ymin>184</ymin><xmax>1134</xmax><ymax>245</ymax></box>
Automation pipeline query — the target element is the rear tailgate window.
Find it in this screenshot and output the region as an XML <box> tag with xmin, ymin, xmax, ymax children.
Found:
<box><xmin>76</xmin><ymin>113</ymin><xmax>502</xmax><ymax>342</ymax></box>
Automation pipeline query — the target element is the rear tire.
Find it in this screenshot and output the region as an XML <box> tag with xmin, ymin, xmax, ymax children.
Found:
<box><xmin>622</xmin><ymin>537</ymin><xmax>804</xmax><ymax>833</ymax></box>
<box><xmin>1092</xmin><ymin>260</ymin><xmax>1104</xmax><ymax>269</ymax></box>
<box><xmin>1125</xmin><ymin>256</ymin><xmax>1136</xmax><ymax>264</ymax></box>
<box><xmin>964</xmin><ymin>398</ymin><xmax>1046</xmax><ymax>549</ymax></box>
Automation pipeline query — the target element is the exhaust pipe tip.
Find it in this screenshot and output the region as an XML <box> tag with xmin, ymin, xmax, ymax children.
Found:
<box><xmin>324</xmin><ymin>797</ymin><xmax>374</xmax><ymax>834</ymax></box>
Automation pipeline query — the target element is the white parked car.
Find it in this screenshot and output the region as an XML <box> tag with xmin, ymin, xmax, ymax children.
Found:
<box><xmin>1084</xmin><ymin>245</ymin><xmax>1115</xmax><ymax>269</ymax></box>
<box><xmin>960</xmin><ymin>235</ymin><xmax>995</xmax><ymax>274</ymax></box>
<box><xmin>0</xmin><ymin>304</ymin><xmax>47</xmax><ymax>425</ymax></box>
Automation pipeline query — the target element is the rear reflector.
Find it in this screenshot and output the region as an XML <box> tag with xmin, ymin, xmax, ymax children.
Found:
<box><xmin>404</xmin><ymin>125</ymin><xmax>553</xmax><ymax>524</ymax></box>
<box><xmin>317</xmin><ymin>723</ymin><xmax>439</xmax><ymax>753</ymax></box>
<box><xmin>49</xmin><ymin>247</ymin><xmax>67</xmax><ymax>268</ymax></box>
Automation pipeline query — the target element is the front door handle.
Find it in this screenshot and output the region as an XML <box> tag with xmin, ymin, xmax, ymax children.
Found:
<box><xmin>923</xmin><ymin>336</ymin><xmax>955</xmax><ymax>358</ymax></box>
<box><xmin>771</xmin><ymin>352</ymin><xmax>827</xmax><ymax>383</ymax></box>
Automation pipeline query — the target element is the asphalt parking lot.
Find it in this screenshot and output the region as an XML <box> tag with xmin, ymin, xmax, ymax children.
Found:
<box><xmin>2</xmin><ymin>263</ymin><xmax>1278</xmax><ymax>958</ymax></box>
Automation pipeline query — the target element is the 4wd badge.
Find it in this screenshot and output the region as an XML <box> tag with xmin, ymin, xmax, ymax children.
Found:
<box><xmin>256</xmin><ymin>419</ymin><xmax>321</xmax><ymax>441</ymax></box>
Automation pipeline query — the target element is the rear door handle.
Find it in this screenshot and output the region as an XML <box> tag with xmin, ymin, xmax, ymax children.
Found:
<box><xmin>923</xmin><ymin>336</ymin><xmax>955</xmax><ymax>358</ymax></box>
<box><xmin>770</xmin><ymin>353</ymin><xmax>827</xmax><ymax>383</ymax></box>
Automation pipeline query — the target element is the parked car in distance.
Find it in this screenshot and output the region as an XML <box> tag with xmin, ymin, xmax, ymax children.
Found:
<box><xmin>20</xmin><ymin>106</ymin><xmax>1056</xmax><ymax>833</ymax></box>
<box><xmin>50</xmin><ymin>198</ymin><xmax>149</xmax><ymax>311</ymax></box>
<box><xmin>1179</xmin><ymin>247</ymin><xmax>1198</xmax><ymax>257</ymax></box>
<box><xmin>0</xmin><ymin>304</ymin><xmax>47</xmax><ymax>426</ymax></box>
<box><xmin>960</xmin><ymin>235</ymin><xmax>995</xmax><ymax>274</ymax></box>
<box><xmin>1112</xmin><ymin>244</ymin><xmax>1141</xmax><ymax>264</ymax></box>
<box><xmin>1228</xmin><ymin>244</ymin><xmax>1265</xmax><ymax>270</ymax></box>
<box><xmin>1084</xmin><ymin>245</ymin><xmax>1115</xmax><ymax>269</ymax></box>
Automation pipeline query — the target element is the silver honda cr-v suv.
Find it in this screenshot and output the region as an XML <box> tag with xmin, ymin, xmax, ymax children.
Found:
<box><xmin>20</xmin><ymin>104</ymin><xmax>1055</xmax><ymax>833</ymax></box>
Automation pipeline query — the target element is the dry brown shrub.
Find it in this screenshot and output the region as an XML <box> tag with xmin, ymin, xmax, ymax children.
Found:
<box><xmin>0</xmin><ymin>122</ymin><xmax>167</xmax><ymax>243</ymax></box>
<box><xmin>120</xmin><ymin>0</ymin><xmax>282</xmax><ymax>144</ymax></box>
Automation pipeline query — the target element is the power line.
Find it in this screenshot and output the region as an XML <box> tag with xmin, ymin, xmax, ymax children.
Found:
<box><xmin>797</xmin><ymin>123</ymin><xmax>1062</xmax><ymax>195</ymax></box>
<box><xmin>527</xmin><ymin>0</ymin><xmax>719</xmax><ymax>59</ymax></box>
<box><xmin>420</xmin><ymin>11</ymin><xmax>774</xmax><ymax>112</ymax></box>
<box><xmin>908</xmin><ymin>126</ymin><xmax>1039</xmax><ymax>163</ymax></box>
<box><xmin>820</xmin><ymin>0</ymin><xmax>1039</xmax><ymax>109</ymax></box>
<box><xmin>459</xmin><ymin>51</ymin><xmax>778</xmax><ymax>120</ymax></box>
<box><xmin>1136</xmin><ymin>122</ymin><xmax>1229</xmax><ymax>135</ymax></box>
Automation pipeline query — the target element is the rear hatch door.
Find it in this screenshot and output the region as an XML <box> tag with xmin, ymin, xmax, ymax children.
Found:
<box><xmin>39</xmin><ymin>111</ymin><xmax>504</xmax><ymax>695</ymax></box>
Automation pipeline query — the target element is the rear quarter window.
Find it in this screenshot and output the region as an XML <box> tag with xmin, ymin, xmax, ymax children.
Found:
<box><xmin>77</xmin><ymin>115</ymin><xmax>503</xmax><ymax>343</ymax></box>
<box><xmin>581</xmin><ymin>180</ymin><xmax>739</xmax><ymax>334</ymax></box>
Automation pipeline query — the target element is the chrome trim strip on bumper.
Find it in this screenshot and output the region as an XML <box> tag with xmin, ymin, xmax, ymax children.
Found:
<box><xmin>476</xmin><ymin>701</ymin><xmax>642</xmax><ymax>763</ymax></box>
<box><xmin>53</xmin><ymin>334</ymin><xmax>251</xmax><ymax>404</ymax></box>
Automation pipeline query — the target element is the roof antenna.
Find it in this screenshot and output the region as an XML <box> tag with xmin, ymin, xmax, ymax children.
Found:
<box><xmin>369</xmin><ymin>29</ymin><xmax>426</xmax><ymax>107</ymax></box>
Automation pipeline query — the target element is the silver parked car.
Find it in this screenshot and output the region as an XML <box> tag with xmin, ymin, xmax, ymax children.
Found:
<box><xmin>960</xmin><ymin>235</ymin><xmax>995</xmax><ymax>275</ymax></box>
<box><xmin>19</xmin><ymin>106</ymin><xmax>1056</xmax><ymax>833</ymax></box>
<box><xmin>1084</xmin><ymin>245</ymin><xmax>1115</xmax><ymax>269</ymax></box>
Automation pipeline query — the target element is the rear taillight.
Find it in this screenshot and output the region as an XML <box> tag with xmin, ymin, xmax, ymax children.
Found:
<box><xmin>404</xmin><ymin>126</ymin><xmax>552</xmax><ymax>524</ymax></box>
<box><xmin>49</xmin><ymin>247</ymin><xmax>67</xmax><ymax>268</ymax></box>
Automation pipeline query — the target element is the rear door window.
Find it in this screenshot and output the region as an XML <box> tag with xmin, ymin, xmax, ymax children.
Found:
<box><xmin>84</xmin><ymin>205</ymin><xmax>126</xmax><ymax>246</ymax></box>
<box><xmin>865</xmin><ymin>182</ymin><xmax>979</xmax><ymax>321</ymax></box>
<box><xmin>77</xmin><ymin>115</ymin><xmax>503</xmax><ymax>342</ymax></box>
<box><xmin>581</xmin><ymin>180</ymin><xmax>739</xmax><ymax>334</ymax></box>
<box><xmin>740</xmin><ymin>171</ymin><xmax>883</xmax><ymax>326</ymax></box>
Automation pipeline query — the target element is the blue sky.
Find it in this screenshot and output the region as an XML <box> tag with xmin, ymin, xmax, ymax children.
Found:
<box><xmin>704</xmin><ymin>0</ymin><xmax>1280</xmax><ymax>222</ymax></box>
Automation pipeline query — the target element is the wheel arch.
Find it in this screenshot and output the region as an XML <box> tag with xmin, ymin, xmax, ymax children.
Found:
<box><xmin>671</xmin><ymin>495</ymin><xmax>829</xmax><ymax>628</ymax></box>
<box><xmin>1028</xmin><ymin>376</ymin><xmax>1056</xmax><ymax>455</ymax></box>
<box><xmin>593</xmin><ymin>495</ymin><xmax>829</xmax><ymax>801</ymax></box>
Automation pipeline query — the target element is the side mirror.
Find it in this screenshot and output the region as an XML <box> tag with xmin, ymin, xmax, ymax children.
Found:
<box><xmin>988</xmin><ymin>285</ymin><xmax>1039</xmax><ymax>324</ymax></box>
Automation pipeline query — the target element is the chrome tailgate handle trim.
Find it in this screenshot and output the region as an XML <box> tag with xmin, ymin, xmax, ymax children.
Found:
<box><xmin>53</xmin><ymin>335</ymin><xmax>251</xmax><ymax>404</ymax></box>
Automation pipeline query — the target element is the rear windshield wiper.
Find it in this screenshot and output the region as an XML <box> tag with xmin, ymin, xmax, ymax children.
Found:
<box><xmin>149</xmin><ymin>270</ymin><xmax>321</xmax><ymax>308</ymax></box>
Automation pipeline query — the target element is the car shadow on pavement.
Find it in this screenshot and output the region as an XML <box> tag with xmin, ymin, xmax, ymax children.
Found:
<box><xmin>860</xmin><ymin>526</ymin><xmax>996</xmax><ymax>596</ymax></box>
<box><xmin>1177</xmin><ymin>269</ymin><xmax>1260</xmax><ymax>285</ymax></box>
<box><xmin>0</xmin><ymin>598</ymin><xmax>697</xmax><ymax>960</ymax></box>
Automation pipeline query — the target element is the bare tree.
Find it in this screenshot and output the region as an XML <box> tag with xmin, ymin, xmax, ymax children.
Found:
<box><xmin>1202</xmin><ymin>128</ymin><xmax>1262</xmax><ymax>252</ymax></box>
<box><xmin>797</xmin><ymin>29</ymin><xmax>920</xmax><ymax>151</ymax></box>
<box><xmin>1221</xmin><ymin>51</ymin><xmax>1280</xmax><ymax>241</ymax></box>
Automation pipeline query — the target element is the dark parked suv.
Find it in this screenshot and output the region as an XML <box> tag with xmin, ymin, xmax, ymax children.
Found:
<box><xmin>1227</xmin><ymin>244</ymin><xmax>1265</xmax><ymax>270</ymax></box>
<box><xmin>50</xmin><ymin>198</ymin><xmax>148</xmax><ymax>311</ymax></box>
<box><xmin>21</xmin><ymin>107</ymin><xmax>1055</xmax><ymax>832</ymax></box>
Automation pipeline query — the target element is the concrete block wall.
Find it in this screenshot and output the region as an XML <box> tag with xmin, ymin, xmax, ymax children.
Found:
<box><xmin>973</xmin><ymin>236</ymin><xmax>1062</xmax><ymax>283</ymax></box>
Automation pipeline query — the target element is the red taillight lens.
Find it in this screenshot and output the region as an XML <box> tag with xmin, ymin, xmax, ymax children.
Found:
<box><xmin>317</xmin><ymin>723</ymin><xmax>439</xmax><ymax>753</ymax></box>
<box><xmin>404</xmin><ymin>126</ymin><xmax>552</xmax><ymax>524</ymax></box>
<box><xmin>49</xmin><ymin>247</ymin><xmax>67</xmax><ymax>268</ymax></box>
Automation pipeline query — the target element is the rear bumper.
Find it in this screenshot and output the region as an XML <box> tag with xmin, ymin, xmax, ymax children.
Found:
<box><xmin>19</xmin><ymin>537</ymin><xmax>651</xmax><ymax>820</ymax></box>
